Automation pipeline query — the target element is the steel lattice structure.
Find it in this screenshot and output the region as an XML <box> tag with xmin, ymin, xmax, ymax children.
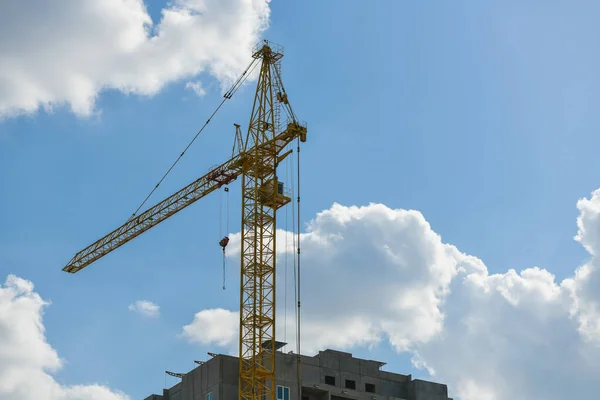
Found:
<box><xmin>62</xmin><ymin>41</ymin><xmax>307</xmax><ymax>400</ymax></box>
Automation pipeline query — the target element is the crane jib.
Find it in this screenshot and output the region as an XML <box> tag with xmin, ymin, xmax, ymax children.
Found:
<box><xmin>62</xmin><ymin>159</ymin><xmax>243</xmax><ymax>273</ymax></box>
<box><xmin>63</xmin><ymin>122</ymin><xmax>306</xmax><ymax>274</ymax></box>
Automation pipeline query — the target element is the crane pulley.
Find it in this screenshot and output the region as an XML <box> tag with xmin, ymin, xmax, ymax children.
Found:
<box><xmin>62</xmin><ymin>40</ymin><xmax>307</xmax><ymax>400</ymax></box>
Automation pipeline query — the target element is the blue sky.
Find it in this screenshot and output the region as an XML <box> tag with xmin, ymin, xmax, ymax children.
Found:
<box><xmin>2</xmin><ymin>1</ymin><xmax>600</xmax><ymax>399</ymax></box>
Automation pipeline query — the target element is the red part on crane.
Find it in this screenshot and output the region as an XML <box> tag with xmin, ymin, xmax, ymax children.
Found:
<box><xmin>219</xmin><ymin>236</ymin><xmax>230</xmax><ymax>249</ymax></box>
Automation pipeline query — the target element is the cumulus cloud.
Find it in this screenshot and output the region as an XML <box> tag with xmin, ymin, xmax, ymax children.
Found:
<box><xmin>181</xmin><ymin>189</ymin><xmax>600</xmax><ymax>400</ymax></box>
<box><xmin>128</xmin><ymin>300</ymin><xmax>160</xmax><ymax>317</ymax></box>
<box><xmin>0</xmin><ymin>0</ymin><xmax>271</xmax><ymax>118</ymax></box>
<box><xmin>0</xmin><ymin>275</ymin><xmax>128</xmax><ymax>400</ymax></box>
<box><xmin>181</xmin><ymin>308</ymin><xmax>237</xmax><ymax>347</ymax></box>
<box><xmin>185</xmin><ymin>81</ymin><xmax>206</xmax><ymax>97</ymax></box>
<box><xmin>203</xmin><ymin>204</ymin><xmax>464</xmax><ymax>354</ymax></box>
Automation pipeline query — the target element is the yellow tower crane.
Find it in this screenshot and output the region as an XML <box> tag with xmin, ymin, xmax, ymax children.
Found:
<box><xmin>62</xmin><ymin>41</ymin><xmax>306</xmax><ymax>400</ymax></box>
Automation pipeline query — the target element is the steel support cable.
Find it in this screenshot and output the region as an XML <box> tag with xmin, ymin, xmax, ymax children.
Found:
<box><xmin>291</xmin><ymin>148</ymin><xmax>297</xmax><ymax>340</ymax></box>
<box><xmin>290</xmin><ymin>144</ymin><xmax>300</xmax><ymax>399</ymax></box>
<box><xmin>223</xmin><ymin>186</ymin><xmax>229</xmax><ymax>290</ymax></box>
<box><xmin>295</xmin><ymin>137</ymin><xmax>302</xmax><ymax>400</ymax></box>
<box><xmin>283</xmin><ymin>144</ymin><xmax>291</xmax><ymax>348</ymax></box>
<box><xmin>272</xmin><ymin>63</ymin><xmax>297</xmax><ymax>122</ymax></box>
<box><xmin>128</xmin><ymin>58</ymin><xmax>259</xmax><ymax>221</ymax></box>
<box><xmin>220</xmin><ymin>188</ymin><xmax>224</xmax><ymax>290</ymax></box>
<box><xmin>222</xmin><ymin>248</ymin><xmax>226</xmax><ymax>290</ymax></box>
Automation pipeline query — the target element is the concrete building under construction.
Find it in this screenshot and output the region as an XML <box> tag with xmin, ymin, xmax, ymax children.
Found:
<box><xmin>144</xmin><ymin>347</ymin><xmax>452</xmax><ymax>400</ymax></box>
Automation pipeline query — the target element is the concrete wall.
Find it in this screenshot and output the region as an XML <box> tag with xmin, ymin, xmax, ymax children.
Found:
<box><xmin>144</xmin><ymin>349</ymin><xmax>451</xmax><ymax>400</ymax></box>
<box><xmin>180</xmin><ymin>354</ymin><xmax>238</xmax><ymax>400</ymax></box>
<box><xmin>407</xmin><ymin>380</ymin><xmax>449</xmax><ymax>400</ymax></box>
<box><xmin>143</xmin><ymin>394</ymin><xmax>165</xmax><ymax>400</ymax></box>
<box><xmin>306</xmin><ymin>350</ymin><xmax>414</xmax><ymax>399</ymax></box>
<box><xmin>167</xmin><ymin>383</ymin><xmax>182</xmax><ymax>400</ymax></box>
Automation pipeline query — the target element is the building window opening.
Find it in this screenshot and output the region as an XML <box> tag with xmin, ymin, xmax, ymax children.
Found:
<box><xmin>325</xmin><ymin>375</ymin><xmax>335</xmax><ymax>386</ymax></box>
<box><xmin>277</xmin><ymin>385</ymin><xmax>290</xmax><ymax>400</ymax></box>
<box><xmin>365</xmin><ymin>383</ymin><xmax>376</xmax><ymax>393</ymax></box>
<box><xmin>345</xmin><ymin>379</ymin><xmax>356</xmax><ymax>390</ymax></box>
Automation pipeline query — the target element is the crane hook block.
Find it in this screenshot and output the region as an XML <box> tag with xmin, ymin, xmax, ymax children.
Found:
<box><xmin>219</xmin><ymin>236</ymin><xmax>230</xmax><ymax>250</ymax></box>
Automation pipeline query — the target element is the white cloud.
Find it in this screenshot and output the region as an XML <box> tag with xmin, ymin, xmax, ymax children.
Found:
<box><xmin>218</xmin><ymin>204</ymin><xmax>463</xmax><ymax>354</ymax></box>
<box><xmin>185</xmin><ymin>81</ymin><xmax>206</xmax><ymax>97</ymax></box>
<box><xmin>128</xmin><ymin>300</ymin><xmax>160</xmax><ymax>317</ymax></box>
<box><xmin>181</xmin><ymin>308</ymin><xmax>237</xmax><ymax>347</ymax></box>
<box><xmin>0</xmin><ymin>0</ymin><xmax>270</xmax><ymax>118</ymax></box>
<box><xmin>0</xmin><ymin>275</ymin><xmax>129</xmax><ymax>400</ymax></box>
<box><xmin>181</xmin><ymin>189</ymin><xmax>600</xmax><ymax>400</ymax></box>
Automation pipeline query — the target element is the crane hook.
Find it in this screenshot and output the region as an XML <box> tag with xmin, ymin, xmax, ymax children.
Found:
<box><xmin>219</xmin><ymin>236</ymin><xmax>229</xmax><ymax>291</ymax></box>
<box><xmin>219</xmin><ymin>236</ymin><xmax>229</xmax><ymax>253</ymax></box>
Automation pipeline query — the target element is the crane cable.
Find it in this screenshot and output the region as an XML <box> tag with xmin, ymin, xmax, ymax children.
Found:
<box><xmin>290</xmin><ymin>139</ymin><xmax>302</xmax><ymax>400</ymax></box>
<box><xmin>272</xmin><ymin>63</ymin><xmax>297</xmax><ymax>123</ymax></box>
<box><xmin>295</xmin><ymin>136</ymin><xmax>302</xmax><ymax>400</ymax></box>
<box><xmin>222</xmin><ymin>186</ymin><xmax>229</xmax><ymax>290</ymax></box>
<box><xmin>291</xmin><ymin>148</ymin><xmax>297</xmax><ymax>345</ymax></box>
<box><xmin>127</xmin><ymin>57</ymin><xmax>260</xmax><ymax>221</ymax></box>
<box><xmin>283</xmin><ymin>143</ymin><xmax>290</xmax><ymax>348</ymax></box>
<box><xmin>219</xmin><ymin>188</ymin><xmax>223</xmax><ymax>289</ymax></box>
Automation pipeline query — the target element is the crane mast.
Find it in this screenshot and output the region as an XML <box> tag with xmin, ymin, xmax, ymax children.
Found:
<box><xmin>62</xmin><ymin>41</ymin><xmax>306</xmax><ymax>400</ymax></box>
<box><xmin>240</xmin><ymin>42</ymin><xmax>282</xmax><ymax>400</ymax></box>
